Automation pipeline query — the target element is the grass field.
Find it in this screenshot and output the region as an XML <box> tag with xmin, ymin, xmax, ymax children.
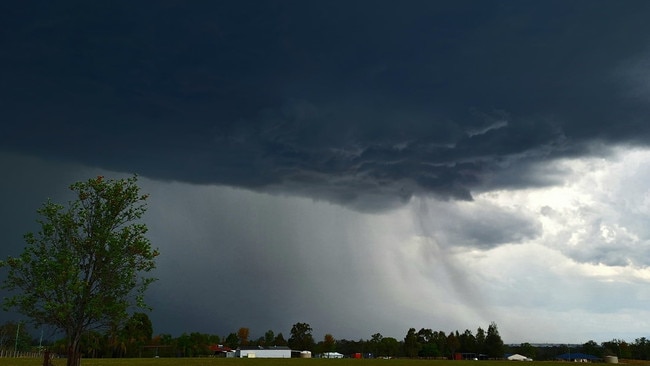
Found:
<box><xmin>0</xmin><ymin>359</ymin><xmax>630</xmax><ymax>366</ymax></box>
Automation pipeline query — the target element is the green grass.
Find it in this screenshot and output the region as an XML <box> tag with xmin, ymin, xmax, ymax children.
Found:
<box><xmin>0</xmin><ymin>359</ymin><xmax>597</xmax><ymax>366</ymax></box>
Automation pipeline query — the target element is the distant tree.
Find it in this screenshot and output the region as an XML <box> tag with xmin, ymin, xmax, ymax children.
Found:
<box><xmin>264</xmin><ymin>330</ymin><xmax>275</xmax><ymax>346</ymax></box>
<box><xmin>459</xmin><ymin>329</ymin><xmax>476</xmax><ymax>353</ymax></box>
<box><xmin>582</xmin><ymin>340</ymin><xmax>601</xmax><ymax>357</ymax></box>
<box><xmin>0</xmin><ymin>176</ymin><xmax>158</xmax><ymax>366</ymax></box>
<box><xmin>79</xmin><ymin>330</ymin><xmax>104</xmax><ymax>358</ymax></box>
<box><xmin>190</xmin><ymin>332</ymin><xmax>214</xmax><ymax>356</ymax></box>
<box><xmin>517</xmin><ymin>342</ymin><xmax>537</xmax><ymax>359</ymax></box>
<box><xmin>447</xmin><ymin>331</ymin><xmax>460</xmax><ymax>358</ymax></box>
<box><xmin>432</xmin><ymin>331</ymin><xmax>448</xmax><ymax>357</ymax></box>
<box><xmin>419</xmin><ymin>342</ymin><xmax>439</xmax><ymax>358</ymax></box>
<box><xmin>404</xmin><ymin>328</ymin><xmax>420</xmax><ymax>358</ymax></box>
<box><xmin>632</xmin><ymin>337</ymin><xmax>650</xmax><ymax>360</ymax></box>
<box><xmin>475</xmin><ymin>327</ymin><xmax>486</xmax><ymax>354</ymax></box>
<box><xmin>251</xmin><ymin>336</ymin><xmax>263</xmax><ymax>347</ymax></box>
<box><xmin>603</xmin><ymin>339</ymin><xmax>631</xmax><ymax>359</ymax></box>
<box><xmin>237</xmin><ymin>327</ymin><xmax>250</xmax><ymax>346</ymax></box>
<box><xmin>417</xmin><ymin>328</ymin><xmax>434</xmax><ymax>344</ymax></box>
<box><xmin>175</xmin><ymin>333</ymin><xmax>191</xmax><ymax>357</ymax></box>
<box><xmin>158</xmin><ymin>333</ymin><xmax>173</xmax><ymax>346</ymax></box>
<box><xmin>370</xmin><ymin>333</ymin><xmax>383</xmax><ymax>356</ymax></box>
<box><xmin>149</xmin><ymin>333</ymin><xmax>174</xmax><ymax>357</ymax></box>
<box><xmin>0</xmin><ymin>321</ymin><xmax>31</xmax><ymax>351</ymax></box>
<box><xmin>602</xmin><ymin>339</ymin><xmax>631</xmax><ymax>358</ymax></box>
<box><xmin>122</xmin><ymin>312</ymin><xmax>153</xmax><ymax>357</ymax></box>
<box><xmin>289</xmin><ymin>322</ymin><xmax>315</xmax><ymax>351</ymax></box>
<box><xmin>336</xmin><ymin>338</ymin><xmax>359</xmax><ymax>356</ymax></box>
<box><xmin>381</xmin><ymin>337</ymin><xmax>401</xmax><ymax>358</ymax></box>
<box><xmin>321</xmin><ymin>333</ymin><xmax>336</xmax><ymax>353</ymax></box>
<box><xmin>273</xmin><ymin>332</ymin><xmax>287</xmax><ymax>347</ymax></box>
<box><xmin>485</xmin><ymin>322</ymin><xmax>504</xmax><ymax>358</ymax></box>
<box><xmin>225</xmin><ymin>333</ymin><xmax>239</xmax><ymax>349</ymax></box>
<box><xmin>620</xmin><ymin>341</ymin><xmax>632</xmax><ymax>359</ymax></box>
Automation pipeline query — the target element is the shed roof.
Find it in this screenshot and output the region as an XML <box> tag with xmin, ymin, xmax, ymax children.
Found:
<box><xmin>556</xmin><ymin>353</ymin><xmax>600</xmax><ymax>360</ymax></box>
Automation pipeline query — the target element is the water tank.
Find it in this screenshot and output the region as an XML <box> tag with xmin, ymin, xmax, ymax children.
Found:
<box><xmin>300</xmin><ymin>351</ymin><xmax>312</xmax><ymax>358</ymax></box>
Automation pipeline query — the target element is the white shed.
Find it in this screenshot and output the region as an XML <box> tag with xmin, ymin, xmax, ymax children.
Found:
<box><xmin>322</xmin><ymin>352</ymin><xmax>344</xmax><ymax>358</ymax></box>
<box><xmin>508</xmin><ymin>354</ymin><xmax>533</xmax><ymax>361</ymax></box>
<box><xmin>236</xmin><ymin>346</ymin><xmax>291</xmax><ymax>358</ymax></box>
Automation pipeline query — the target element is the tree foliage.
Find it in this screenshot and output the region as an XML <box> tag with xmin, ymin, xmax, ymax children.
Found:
<box><xmin>322</xmin><ymin>333</ymin><xmax>336</xmax><ymax>352</ymax></box>
<box><xmin>404</xmin><ymin>328</ymin><xmax>420</xmax><ymax>358</ymax></box>
<box><xmin>0</xmin><ymin>175</ymin><xmax>158</xmax><ymax>366</ymax></box>
<box><xmin>288</xmin><ymin>322</ymin><xmax>315</xmax><ymax>351</ymax></box>
<box><xmin>237</xmin><ymin>327</ymin><xmax>250</xmax><ymax>346</ymax></box>
<box><xmin>263</xmin><ymin>330</ymin><xmax>275</xmax><ymax>347</ymax></box>
<box><xmin>273</xmin><ymin>332</ymin><xmax>287</xmax><ymax>347</ymax></box>
<box><xmin>485</xmin><ymin>321</ymin><xmax>504</xmax><ymax>358</ymax></box>
<box><xmin>0</xmin><ymin>321</ymin><xmax>31</xmax><ymax>351</ymax></box>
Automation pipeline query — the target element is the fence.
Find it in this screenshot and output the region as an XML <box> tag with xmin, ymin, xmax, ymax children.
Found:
<box><xmin>0</xmin><ymin>349</ymin><xmax>44</xmax><ymax>358</ymax></box>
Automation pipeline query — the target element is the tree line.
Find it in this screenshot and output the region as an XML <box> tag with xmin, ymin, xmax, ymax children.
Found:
<box><xmin>5</xmin><ymin>318</ymin><xmax>650</xmax><ymax>361</ymax></box>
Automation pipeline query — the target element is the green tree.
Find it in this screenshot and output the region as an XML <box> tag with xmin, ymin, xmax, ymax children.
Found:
<box><xmin>370</xmin><ymin>333</ymin><xmax>383</xmax><ymax>356</ymax></box>
<box><xmin>381</xmin><ymin>337</ymin><xmax>400</xmax><ymax>358</ymax></box>
<box><xmin>417</xmin><ymin>328</ymin><xmax>433</xmax><ymax>344</ymax></box>
<box><xmin>79</xmin><ymin>330</ymin><xmax>104</xmax><ymax>358</ymax></box>
<box><xmin>122</xmin><ymin>312</ymin><xmax>153</xmax><ymax>357</ymax></box>
<box><xmin>632</xmin><ymin>337</ymin><xmax>650</xmax><ymax>360</ymax></box>
<box><xmin>603</xmin><ymin>339</ymin><xmax>631</xmax><ymax>359</ymax></box>
<box><xmin>447</xmin><ymin>331</ymin><xmax>460</xmax><ymax>358</ymax></box>
<box><xmin>582</xmin><ymin>340</ymin><xmax>600</xmax><ymax>357</ymax></box>
<box><xmin>432</xmin><ymin>331</ymin><xmax>448</xmax><ymax>357</ymax></box>
<box><xmin>459</xmin><ymin>329</ymin><xmax>476</xmax><ymax>353</ymax></box>
<box><xmin>0</xmin><ymin>176</ymin><xmax>158</xmax><ymax>366</ymax></box>
<box><xmin>288</xmin><ymin>322</ymin><xmax>315</xmax><ymax>351</ymax></box>
<box><xmin>225</xmin><ymin>333</ymin><xmax>239</xmax><ymax>349</ymax></box>
<box><xmin>475</xmin><ymin>327</ymin><xmax>486</xmax><ymax>355</ymax></box>
<box><xmin>274</xmin><ymin>332</ymin><xmax>287</xmax><ymax>346</ymax></box>
<box><xmin>517</xmin><ymin>342</ymin><xmax>537</xmax><ymax>359</ymax></box>
<box><xmin>188</xmin><ymin>332</ymin><xmax>211</xmax><ymax>356</ymax></box>
<box><xmin>485</xmin><ymin>322</ymin><xmax>504</xmax><ymax>358</ymax></box>
<box><xmin>404</xmin><ymin>328</ymin><xmax>421</xmax><ymax>358</ymax></box>
<box><xmin>0</xmin><ymin>321</ymin><xmax>31</xmax><ymax>351</ymax></box>
<box><xmin>176</xmin><ymin>333</ymin><xmax>191</xmax><ymax>357</ymax></box>
<box><xmin>264</xmin><ymin>330</ymin><xmax>275</xmax><ymax>347</ymax></box>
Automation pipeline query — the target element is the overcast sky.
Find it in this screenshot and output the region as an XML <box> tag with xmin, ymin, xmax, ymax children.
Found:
<box><xmin>3</xmin><ymin>1</ymin><xmax>650</xmax><ymax>344</ymax></box>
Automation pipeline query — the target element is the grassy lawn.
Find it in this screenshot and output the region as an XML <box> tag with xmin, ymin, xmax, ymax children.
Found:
<box><xmin>0</xmin><ymin>359</ymin><xmax>589</xmax><ymax>366</ymax></box>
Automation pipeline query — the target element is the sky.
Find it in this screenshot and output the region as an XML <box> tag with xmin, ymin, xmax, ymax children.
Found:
<box><xmin>3</xmin><ymin>0</ymin><xmax>650</xmax><ymax>345</ymax></box>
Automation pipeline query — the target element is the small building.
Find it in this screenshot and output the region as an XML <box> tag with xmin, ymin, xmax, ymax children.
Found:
<box><xmin>456</xmin><ymin>352</ymin><xmax>488</xmax><ymax>360</ymax></box>
<box><xmin>556</xmin><ymin>353</ymin><xmax>600</xmax><ymax>362</ymax></box>
<box><xmin>209</xmin><ymin>344</ymin><xmax>233</xmax><ymax>357</ymax></box>
<box><xmin>235</xmin><ymin>346</ymin><xmax>291</xmax><ymax>358</ymax></box>
<box><xmin>507</xmin><ymin>353</ymin><xmax>533</xmax><ymax>361</ymax></box>
<box><xmin>321</xmin><ymin>352</ymin><xmax>344</xmax><ymax>358</ymax></box>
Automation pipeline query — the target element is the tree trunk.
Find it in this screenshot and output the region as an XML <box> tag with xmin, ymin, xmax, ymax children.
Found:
<box><xmin>67</xmin><ymin>334</ymin><xmax>82</xmax><ymax>366</ymax></box>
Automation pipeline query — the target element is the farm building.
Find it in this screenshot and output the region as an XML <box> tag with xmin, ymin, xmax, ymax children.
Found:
<box><xmin>455</xmin><ymin>352</ymin><xmax>488</xmax><ymax>360</ymax></box>
<box><xmin>209</xmin><ymin>344</ymin><xmax>233</xmax><ymax>357</ymax></box>
<box><xmin>235</xmin><ymin>346</ymin><xmax>291</xmax><ymax>358</ymax></box>
<box><xmin>556</xmin><ymin>353</ymin><xmax>600</xmax><ymax>362</ymax></box>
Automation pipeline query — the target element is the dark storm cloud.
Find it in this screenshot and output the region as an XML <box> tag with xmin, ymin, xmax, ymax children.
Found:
<box><xmin>3</xmin><ymin>1</ymin><xmax>650</xmax><ymax>210</ymax></box>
